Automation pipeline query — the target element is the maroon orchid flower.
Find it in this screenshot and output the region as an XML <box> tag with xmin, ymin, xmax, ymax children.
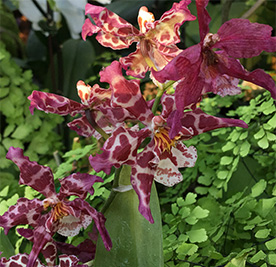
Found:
<box><xmin>0</xmin><ymin>147</ymin><xmax>112</xmax><ymax>267</ymax></box>
<box><xmin>82</xmin><ymin>0</ymin><xmax>196</xmax><ymax>78</ymax></box>
<box><xmin>0</xmin><ymin>253</ymin><xmax>87</xmax><ymax>267</ymax></box>
<box><xmin>88</xmin><ymin>61</ymin><xmax>248</xmax><ymax>223</ymax></box>
<box><xmin>28</xmin><ymin>81</ymin><xmax>135</xmax><ymax>139</ymax></box>
<box><xmin>152</xmin><ymin>0</ymin><xmax>276</xmax><ymax>113</ymax></box>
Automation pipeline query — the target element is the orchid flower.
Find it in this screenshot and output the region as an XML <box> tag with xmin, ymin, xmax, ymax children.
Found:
<box><xmin>82</xmin><ymin>0</ymin><xmax>196</xmax><ymax>78</ymax></box>
<box><xmin>0</xmin><ymin>253</ymin><xmax>87</xmax><ymax>267</ymax></box>
<box><xmin>28</xmin><ymin>81</ymin><xmax>135</xmax><ymax>139</ymax></box>
<box><xmin>152</xmin><ymin>0</ymin><xmax>276</xmax><ymax>113</ymax></box>
<box><xmin>88</xmin><ymin>61</ymin><xmax>248</xmax><ymax>223</ymax></box>
<box><xmin>0</xmin><ymin>147</ymin><xmax>112</xmax><ymax>267</ymax></box>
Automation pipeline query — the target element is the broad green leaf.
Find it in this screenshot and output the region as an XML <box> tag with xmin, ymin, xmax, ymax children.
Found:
<box><xmin>0</xmin><ymin>229</ymin><xmax>15</xmax><ymax>258</ymax></box>
<box><xmin>217</xmin><ymin>170</ymin><xmax>228</xmax><ymax>179</ymax></box>
<box><xmin>266</xmin><ymin>132</ymin><xmax>276</xmax><ymax>141</ymax></box>
<box><xmin>255</xmin><ymin>229</ymin><xmax>271</xmax><ymax>239</ymax></box>
<box><xmin>251</xmin><ymin>179</ymin><xmax>267</xmax><ymax>197</ymax></box>
<box><xmin>267</xmin><ymin>113</ymin><xmax>276</xmax><ymax>127</ymax></box>
<box><xmin>240</xmin><ymin>141</ymin><xmax>251</xmax><ymax>157</ymax></box>
<box><xmin>198</xmin><ymin>175</ymin><xmax>211</xmax><ymax>186</ymax></box>
<box><xmin>184</xmin><ymin>193</ymin><xmax>197</xmax><ymax>205</ymax></box>
<box><xmin>250</xmin><ymin>250</ymin><xmax>266</xmax><ymax>263</ymax></box>
<box><xmin>268</xmin><ymin>254</ymin><xmax>276</xmax><ymax>265</ymax></box>
<box><xmin>254</xmin><ymin>128</ymin><xmax>265</xmax><ymax>139</ymax></box>
<box><xmin>239</xmin><ymin>131</ymin><xmax>248</xmax><ymax>140</ymax></box>
<box><xmin>265</xmin><ymin>239</ymin><xmax>276</xmax><ymax>250</ymax></box>
<box><xmin>62</xmin><ymin>39</ymin><xmax>95</xmax><ymax>101</ymax></box>
<box><xmin>94</xmin><ymin>166</ymin><xmax>163</xmax><ymax>267</ymax></box>
<box><xmin>190</xmin><ymin>206</ymin><xmax>209</xmax><ymax>219</ymax></box>
<box><xmin>257</xmin><ymin>136</ymin><xmax>269</xmax><ymax>149</ymax></box>
<box><xmin>11</xmin><ymin>124</ymin><xmax>32</xmax><ymax>140</ymax></box>
<box><xmin>220</xmin><ymin>156</ymin><xmax>233</xmax><ymax>165</ymax></box>
<box><xmin>176</xmin><ymin>243</ymin><xmax>198</xmax><ymax>256</ymax></box>
<box><xmin>256</xmin><ymin>197</ymin><xmax>276</xmax><ymax>217</ymax></box>
<box><xmin>187</xmin><ymin>229</ymin><xmax>208</xmax><ymax>243</ymax></box>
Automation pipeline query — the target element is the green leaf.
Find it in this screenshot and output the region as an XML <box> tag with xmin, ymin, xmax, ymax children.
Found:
<box><xmin>222</xmin><ymin>141</ymin><xmax>236</xmax><ymax>152</ymax></box>
<box><xmin>0</xmin><ymin>229</ymin><xmax>15</xmax><ymax>258</ymax></box>
<box><xmin>240</xmin><ymin>141</ymin><xmax>251</xmax><ymax>157</ymax></box>
<box><xmin>62</xmin><ymin>39</ymin><xmax>95</xmax><ymax>100</ymax></box>
<box><xmin>251</xmin><ymin>179</ymin><xmax>267</xmax><ymax>197</ymax></box>
<box><xmin>190</xmin><ymin>206</ymin><xmax>209</xmax><ymax>219</ymax></box>
<box><xmin>176</xmin><ymin>243</ymin><xmax>198</xmax><ymax>256</ymax></box>
<box><xmin>267</xmin><ymin>113</ymin><xmax>276</xmax><ymax>127</ymax></box>
<box><xmin>187</xmin><ymin>229</ymin><xmax>208</xmax><ymax>243</ymax></box>
<box><xmin>3</xmin><ymin>124</ymin><xmax>15</xmax><ymax>137</ymax></box>
<box><xmin>255</xmin><ymin>229</ymin><xmax>271</xmax><ymax>239</ymax></box>
<box><xmin>11</xmin><ymin>124</ymin><xmax>32</xmax><ymax>140</ymax></box>
<box><xmin>217</xmin><ymin>170</ymin><xmax>228</xmax><ymax>180</ymax></box>
<box><xmin>250</xmin><ymin>250</ymin><xmax>267</xmax><ymax>263</ymax></box>
<box><xmin>220</xmin><ymin>156</ymin><xmax>233</xmax><ymax>165</ymax></box>
<box><xmin>268</xmin><ymin>253</ymin><xmax>276</xmax><ymax>265</ymax></box>
<box><xmin>254</xmin><ymin>128</ymin><xmax>265</xmax><ymax>139</ymax></box>
<box><xmin>184</xmin><ymin>193</ymin><xmax>197</xmax><ymax>205</ymax></box>
<box><xmin>256</xmin><ymin>197</ymin><xmax>276</xmax><ymax>217</ymax></box>
<box><xmin>266</xmin><ymin>132</ymin><xmax>276</xmax><ymax>141</ymax></box>
<box><xmin>265</xmin><ymin>239</ymin><xmax>276</xmax><ymax>250</ymax></box>
<box><xmin>257</xmin><ymin>136</ymin><xmax>269</xmax><ymax>149</ymax></box>
<box><xmin>94</xmin><ymin>167</ymin><xmax>163</xmax><ymax>267</ymax></box>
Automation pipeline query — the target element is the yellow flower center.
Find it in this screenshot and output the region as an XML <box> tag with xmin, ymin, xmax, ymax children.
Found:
<box><xmin>154</xmin><ymin>128</ymin><xmax>176</xmax><ymax>153</ymax></box>
<box><xmin>52</xmin><ymin>202</ymin><xmax>70</xmax><ymax>221</ymax></box>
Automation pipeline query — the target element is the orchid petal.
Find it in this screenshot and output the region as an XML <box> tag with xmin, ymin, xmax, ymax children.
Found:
<box><xmin>154</xmin><ymin>157</ymin><xmax>183</xmax><ymax>187</ymax></box>
<box><xmin>120</xmin><ymin>48</ymin><xmax>149</xmax><ymax>78</ymax></box>
<box><xmin>41</xmin><ymin>242</ymin><xmax>57</xmax><ymax>267</ymax></box>
<box><xmin>0</xmin><ymin>198</ymin><xmax>43</xmax><ymax>234</ymax></box>
<box><xmin>56</xmin><ymin>239</ymin><xmax>96</xmax><ymax>263</ymax></box>
<box><xmin>59</xmin><ymin>173</ymin><xmax>103</xmax><ymax>199</ymax></box>
<box><xmin>58</xmin><ymin>255</ymin><xmax>85</xmax><ymax>267</ymax></box>
<box><xmin>217</xmin><ymin>55</ymin><xmax>276</xmax><ymax>99</ymax></box>
<box><xmin>131</xmin><ymin>144</ymin><xmax>157</xmax><ymax>223</ymax></box>
<box><xmin>181</xmin><ymin>108</ymin><xmax>248</xmax><ymax>136</ymax></box>
<box><xmin>196</xmin><ymin>0</ymin><xmax>211</xmax><ymax>42</ymax></box>
<box><xmin>100</xmin><ymin>61</ymin><xmax>153</xmax><ymax>124</ymax></box>
<box><xmin>28</xmin><ymin>91</ymin><xmax>84</xmax><ymax>116</ymax></box>
<box><xmin>6</xmin><ymin>147</ymin><xmax>56</xmax><ymax>198</ymax></box>
<box><xmin>0</xmin><ymin>253</ymin><xmax>44</xmax><ymax>267</ymax></box>
<box><xmin>27</xmin><ymin>226</ymin><xmax>53</xmax><ymax>267</ymax></box>
<box><xmin>214</xmin><ymin>19</ymin><xmax>276</xmax><ymax>58</ymax></box>
<box><xmin>67</xmin><ymin>116</ymin><xmax>97</xmax><ymax>138</ymax></box>
<box><xmin>82</xmin><ymin>4</ymin><xmax>139</xmax><ymax>49</ymax></box>
<box><xmin>69</xmin><ymin>198</ymin><xmax>112</xmax><ymax>251</ymax></box>
<box><xmin>149</xmin><ymin>0</ymin><xmax>196</xmax><ymax>46</ymax></box>
<box><xmin>89</xmin><ymin>126</ymin><xmax>151</xmax><ymax>174</ymax></box>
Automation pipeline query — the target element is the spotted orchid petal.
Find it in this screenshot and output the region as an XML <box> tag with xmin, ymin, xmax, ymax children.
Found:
<box><xmin>148</xmin><ymin>0</ymin><xmax>196</xmax><ymax>46</ymax></box>
<box><xmin>137</xmin><ymin>6</ymin><xmax>155</xmax><ymax>33</ymax></box>
<box><xmin>58</xmin><ymin>173</ymin><xmax>104</xmax><ymax>199</ymax></box>
<box><xmin>0</xmin><ymin>198</ymin><xmax>43</xmax><ymax>234</ymax></box>
<box><xmin>67</xmin><ymin>116</ymin><xmax>97</xmax><ymax>138</ymax></box>
<box><xmin>56</xmin><ymin>239</ymin><xmax>96</xmax><ymax>263</ymax></box>
<box><xmin>58</xmin><ymin>254</ymin><xmax>88</xmax><ymax>267</ymax></box>
<box><xmin>82</xmin><ymin>4</ymin><xmax>140</xmax><ymax>49</ymax></box>
<box><xmin>131</xmin><ymin>144</ymin><xmax>157</xmax><ymax>224</ymax></box>
<box><xmin>89</xmin><ymin>126</ymin><xmax>151</xmax><ymax>174</ymax></box>
<box><xmin>213</xmin><ymin>19</ymin><xmax>276</xmax><ymax>58</ymax></box>
<box><xmin>6</xmin><ymin>147</ymin><xmax>56</xmax><ymax>198</ymax></box>
<box><xmin>120</xmin><ymin>48</ymin><xmax>149</xmax><ymax>78</ymax></box>
<box><xmin>0</xmin><ymin>253</ymin><xmax>44</xmax><ymax>267</ymax></box>
<box><xmin>69</xmin><ymin>198</ymin><xmax>112</xmax><ymax>251</ymax></box>
<box><xmin>100</xmin><ymin>61</ymin><xmax>153</xmax><ymax>124</ymax></box>
<box><xmin>155</xmin><ymin>142</ymin><xmax>197</xmax><ymax>187</ymax></box>
<box><xmin>27</xmin><ymin>226</ymin><xmax>53</xmax><ymax>267</ymax></box>
<box><xmin>28</xmin><ymin>91</ymin><xmax>84</xmax><ymax>116</ymax></box>
<box><xmin>181</xmin><ymin>108</ymin><xmax>248</xmax><ymax>136</ymax></box>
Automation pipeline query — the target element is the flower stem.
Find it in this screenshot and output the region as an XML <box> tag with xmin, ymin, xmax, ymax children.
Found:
<box><xmin>151</xmin><ymin>80</ymin><xmax>175</xmax><ymax>114</ymax></box>
<box><xmin>85</xmin><ymin>110</ymin><xmax>110</xmax><ymax>140</ymax></box>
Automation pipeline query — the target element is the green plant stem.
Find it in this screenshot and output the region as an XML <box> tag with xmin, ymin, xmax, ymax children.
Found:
<box><xmin>85</xmin><ymin>110</ymin><xmax>110</xmax><ymax>140</ymax></box>
<box><xmin>151</xmin><ymin>80</ymin><xmax>175</xmax><ymax>114</ymax></box>
<box><xmin>100</xmin><ymin>167</ymin><xmax>122</xmax><ymax>214</ymax></box>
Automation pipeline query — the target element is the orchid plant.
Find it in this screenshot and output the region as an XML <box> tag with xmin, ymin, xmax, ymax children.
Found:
<box><xmin>1</xmin><ymin>0</ymin><xmax>275</xmax><ymax>266</ymax></box>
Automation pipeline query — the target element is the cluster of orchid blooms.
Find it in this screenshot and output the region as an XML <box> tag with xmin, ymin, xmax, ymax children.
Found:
<box><xmin>1</xmin><ymin>0</ymin><xmax>276</xmax><ymax>266</ymax></box>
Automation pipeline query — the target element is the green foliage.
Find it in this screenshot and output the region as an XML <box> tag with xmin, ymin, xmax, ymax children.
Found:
<box><xmin>162</xmin><ymin>88</ymin><xmax>276</xmax><ymax>266</ymax></box>
<box><xmin>0</xmin><ymin>42</ymin><xmax>64</xmax><ymax>170</ymax></box>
